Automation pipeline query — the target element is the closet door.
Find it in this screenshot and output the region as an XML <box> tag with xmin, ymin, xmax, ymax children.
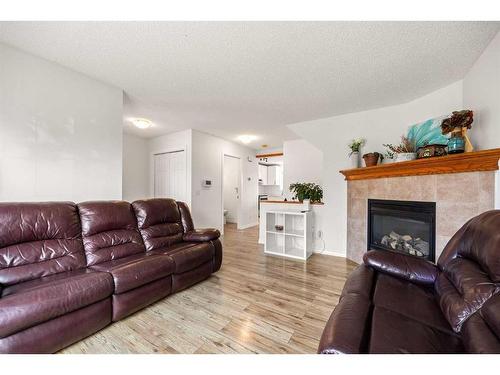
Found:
<box><xmin>154</xmin><ymin>150</ymin><xmax>186</xmax><ymax>202</ymax></box>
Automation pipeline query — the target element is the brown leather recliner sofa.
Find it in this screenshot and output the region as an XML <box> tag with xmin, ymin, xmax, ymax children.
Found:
<box><xmin>0</xmin><ymin>198</ymin><xmax>222</xmax><ymax>353</ymax></box>
<box><xmin>318</xmin><ymin>210</ymin><xmax>500</xmax><ymax>354</ymax></box>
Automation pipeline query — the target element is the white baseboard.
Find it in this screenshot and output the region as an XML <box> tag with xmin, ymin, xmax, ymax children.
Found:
<box><xmin>313</xmin><ymin>249</ymin><xmax>346</xmax><ymax>258</ymax></box>
<box><xmin>238</xmin><ymin>221</ymin><xmax>259</xmax><ymax>230</ymax></box>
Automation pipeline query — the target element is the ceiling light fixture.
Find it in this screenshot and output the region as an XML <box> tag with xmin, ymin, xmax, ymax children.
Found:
<box><xmin>131</xmin><ymin>118</ymin><xmax>153</xmax><ymax>129</ymax></box>
<box><xmin>237</xmin><ymin>135</ymin><xmax>257</xmax><ymax>144</ymax></box>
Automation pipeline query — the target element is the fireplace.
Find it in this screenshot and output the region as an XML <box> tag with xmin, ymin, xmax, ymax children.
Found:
<box><xmin>367</xmin><ymin>199</ymin><xmax>436</xmax><ymax>262</ymax></box>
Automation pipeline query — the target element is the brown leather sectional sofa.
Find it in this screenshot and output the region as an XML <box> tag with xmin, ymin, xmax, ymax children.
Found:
<box><xmin>318</xmin><ymin>210</ymin><xmax>500</xmax><ymax>354</ymax></box>
<box><xmin>0</xmin><ymin>199</ymin><xmax>222</xmax><ymax>353</ymax></box>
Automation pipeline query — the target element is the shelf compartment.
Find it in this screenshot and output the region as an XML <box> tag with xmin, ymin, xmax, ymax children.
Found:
<box><xmin>285</xmin><ymin>214</ymin><xmax>304</xmax><ymax>236</ymax></box>
<box><xmin>266</xmin><ymin>211</ymin><xmax>285</xmax><ymax>233</ymax></box>
<box><xmin>285</xmin><ymin>236</ymin><xmax>305</xmax><ymax>258</ymax></box>
<box><xmin>265</xmin><ymin>232</ymin><xmax>284</xmax><ymax>254</ymax></box>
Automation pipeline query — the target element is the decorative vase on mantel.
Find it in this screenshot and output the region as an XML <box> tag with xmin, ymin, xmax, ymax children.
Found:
<box><xmin>349</xmin><ymin>151</ymin><xmax>361</xmax><ymax>169</ymax></box>
<box><xmin>394</xmin><ymin>152</ymin><xmax>417</xmax><ymax>162</ymax></box>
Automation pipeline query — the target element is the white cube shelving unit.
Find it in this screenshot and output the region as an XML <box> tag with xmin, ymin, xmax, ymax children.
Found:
<box><xmin>264</xmin><ymin>210</ymin><xmax>313</xmax><ymax>260</ymax></box>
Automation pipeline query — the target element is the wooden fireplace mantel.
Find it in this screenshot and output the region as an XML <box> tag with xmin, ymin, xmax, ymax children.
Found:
<box><xmin>340</xmin><ymin>148</ymin><xmax>500</xmax><ymax>181</ymax></box>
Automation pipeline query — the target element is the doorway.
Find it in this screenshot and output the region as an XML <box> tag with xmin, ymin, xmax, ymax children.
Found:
<box><xmin>153</xmin><ymin>150</ymin><xmax>187</xmax><ymax>202</ymax></box>
<box><xmin>222</xmin><ymin>154</ymin><xmax>241</xmax><ymax>235</ymax></box>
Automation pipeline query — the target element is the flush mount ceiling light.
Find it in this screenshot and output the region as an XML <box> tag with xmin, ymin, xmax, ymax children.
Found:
<box><xmin>130</xmin><ymin>118</ymin><xmax>153</xmax><ymax>129</ymax></box>
<box><xmin>237</xmin><ymin>135</ymin><xmax>257</xmax><ymax>144</ymax></box>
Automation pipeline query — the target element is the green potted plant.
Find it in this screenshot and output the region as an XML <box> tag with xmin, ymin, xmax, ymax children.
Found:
<box><xmin>383</xmin><ymin>136</ymin><xmax>417</xmax><ymax>163</ymax></box>
<box><xmin>289</xmin><ymin>183</ymin><xmax>323</xmax><ymax>210</ymax></box>
<box><xmin>348</xmin><ymin>138</ymin><xmax>365</xmax><ymax>168</ymax></box>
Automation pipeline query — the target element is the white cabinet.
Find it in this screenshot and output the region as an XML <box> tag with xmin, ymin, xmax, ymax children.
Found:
<box><xmin>258</xmin><ymin>164</ymin><xmax>268</xmax><ymax>185</ymax></box>
<box><xmin>267</xmin><ymin>165</ymin><xmax>277</xmax><ymax>185</ymax></box>
<box><xmin>264</xmin><ymin>211</ymin><xmax>313</xmax><ymax>260</ymax></box>
<box><xmin>259</xmin><ymin>164</ymin><xmax>282</xmax><ymax>187</ymax></box>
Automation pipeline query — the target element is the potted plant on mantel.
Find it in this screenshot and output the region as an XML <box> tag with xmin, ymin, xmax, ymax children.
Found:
<box><xmin>289</xmin><ymin>183</ymin><xmax>323</xmax><ymax>211</ymax></box>
<box><xmin>348</xmin><ymin>138</ymin><xmax>365</xmax><ymax>168</ymax></box>
<box><xmin>383</xmin><ymin>136</ymin><xmax>417</xmax><ymax>163</ymax></box>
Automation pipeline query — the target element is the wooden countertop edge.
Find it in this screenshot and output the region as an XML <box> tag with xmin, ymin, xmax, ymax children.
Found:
<box><xmin>260</xmin><ymin>200</ymin><xmax>325</xmax><ymax>205</ymax></box>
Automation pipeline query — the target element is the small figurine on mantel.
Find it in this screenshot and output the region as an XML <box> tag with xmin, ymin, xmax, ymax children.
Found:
<box><xmin>441</xmin><ymin>110</ymin><xmax>474</xmax><ymax>154</ymax></box>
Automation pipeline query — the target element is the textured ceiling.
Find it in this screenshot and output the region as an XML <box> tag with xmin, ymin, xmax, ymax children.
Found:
<box><xmin>0</xmin><ymin>21</ymin><xmax>498</xmax><ymax>149</ymax></box>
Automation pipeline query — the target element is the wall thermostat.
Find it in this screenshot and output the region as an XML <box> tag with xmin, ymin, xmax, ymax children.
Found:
<box><xmin>202</xmin><ymin>179</ymin><xmax>212</xmax><ymax>188</ymax></box>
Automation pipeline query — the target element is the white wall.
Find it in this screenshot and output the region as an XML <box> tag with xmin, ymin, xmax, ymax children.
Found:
<box><xmin>288</xmin><ymin>81</ymin><xmax>464</xmax><ymax>256</ymax></box>
<box><xmin>148</xmin><ymin>129</ymin><xmax>192</xmax><ymax>207</ymax></box>
<box><xmin>464</xmin><ymin>31</ymin><xmax>500</xmax><ymax>151</ymax></box>
<box><xmin>191</xmin><ymin>130</ymin><xmax>258</xmax><ymax>231</ymax></box>
<box><xmin>0</xmin><ymin>43</ymin><xmax>123</xmax><ymax>202</ymax></box>
<box><xmin>122</xmin><ymin>133</ymin><xmax>149</xmax><ymax>202</ymax></box>
<box><xmin>223</xmin><ymin>155</ymin><xmax>240</xmax><ymax>223</ymax></box>
<box><xmin>282</xmin><ymin>139</ymin><xmax>323</xmax><ymax>199</ymax></box>
<box><xmin>463</xmin><ymin>31</ymin><xmax>500</xmax><ymax>207</ymax></box>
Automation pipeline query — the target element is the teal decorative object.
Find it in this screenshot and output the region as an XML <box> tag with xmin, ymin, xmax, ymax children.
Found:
<box><xmin>407</xmin><ymin>115</ymin><xmax>449</xmax><ymax>148</ymax></box>
<box><xmin>447</xmin><ymin>133</ymin><xmax>465</xmax><ymax>154</ymax></box>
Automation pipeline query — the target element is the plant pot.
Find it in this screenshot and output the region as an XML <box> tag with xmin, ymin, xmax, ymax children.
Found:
<box><xmin>349</xmin><ymin>151</ymin><xmax>360</xmax><ymax>168</ymax></box>
<box><xmin>362</xmin><ymin>152</ymin><xmax>380</xmax><ymax>167</ymax></box>
<box><xmin>394</xmin><ymin>152</ymin><xmax>417</xmax><ymax>162</ymax></box>
<box><xmin>303</xmin><ymin>199</ymin><xmax>311</xmax><ymax>211</ymax></box>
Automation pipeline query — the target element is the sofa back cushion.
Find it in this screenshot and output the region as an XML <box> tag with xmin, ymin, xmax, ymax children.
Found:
<box><xmin>435</xmin><ymin>210</ymin><xmax>500</xmax><ymax>332</ymax></box>
<box><xmin>461</xmin><ymin>294</ymin><xmax>500</xmax><ymax>353</ymax></box>
<box><xmin>438</xmin><ymin>210</ymin><xmax>500</xmax><ymax>281</ymax></box>
<box><xmin>78</xmin><ymin>201</ymin><xmax>145</xmax><ymax>266</ymax></box>
<box><xmin>0</xmin><ymin>202</ymin><xmax>86</xmax><ymax>285</ymax></box>
<box><xmin>132</xmin><ymin>199</ymin><xmax>183</xmax><ymax>251</ymax></box>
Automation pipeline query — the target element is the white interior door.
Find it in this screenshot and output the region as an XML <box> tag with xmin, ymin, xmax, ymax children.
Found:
<box><xmin>154</xmin><ymin>150</ymin><xmax>186</xmax><ymax>202</ymax></box>
<box><xmin>223</xmin><ymin>155</ymin><xmax>240</xmax><ymax>224</ymax></box>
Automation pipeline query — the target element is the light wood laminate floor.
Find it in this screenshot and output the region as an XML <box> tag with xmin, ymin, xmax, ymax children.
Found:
<box><xmin>61</xmin><ymin>224</ymin><xmax>357</xmax><ymax>354</ymax></box>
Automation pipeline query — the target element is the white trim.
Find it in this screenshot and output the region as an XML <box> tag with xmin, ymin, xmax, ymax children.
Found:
<box><xmin>238</xmin><ymin>221</ymin><xmax>259</xmax><ymax>230</ymax></box>
<box><xmin>313</xmin><ymin>249</ymin><xmax>346</xmax><ymax>258</ymax></box>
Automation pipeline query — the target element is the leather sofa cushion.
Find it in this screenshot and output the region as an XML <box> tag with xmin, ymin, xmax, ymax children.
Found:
<box><xmin>480</xmin><ymin>293</ymin><xmax>500</xmax><ymax>339</ymax></box>
<box><xmin>90</xmin><ymin>253</ymin><xmax>173</xmax><ymax>294</ymax></box>
<box><xmin>0</xmin><ymin>202</ymin><xmax>86</xmax><ymax>285</ymax></box>
<box><xmin>369</xmin><ymin>306</ymin><xmax>464</xmax><ymax>353</ymax></box>
<box><xmin>373</xmin><ymin>274</ymin><xmax>454</xmax><ymax>333</ymax></box>
<box><xmin>461</xmin><ymin>312</ymin><xmax>500</xmax><ymax>354</ymax></box>
<box><xmin>152</xmin><ymin>242</ymin><xmax>214</xmax><ymax>274</ymax></box>
<box><xmin>132</xmin><ymin>199</ymin><xmax>184</xmax><ymax>251</ymax></box>
<box><xmin>183</xmin><ymin>229</ymin><xmax>220</xmax><ymax>242</ymax></box>
<box><xmin>1</xmin><ymin>269</ymin><xmax>101</xmax><ymax>297</ymax></box>
<box><xmin>364</xmin><ymin>250</ymin><xmax>438</xmax><ymax>286</ymax></box>
<box><xmin>435</xmin><ymin>258</ymin><xmax>499</xmax><ymax>332</ymax></box>
<box><xmin>78</xmin><ymin>201</ymin><xmax>146</xmax><ymax>266</ymax></box>
<box><xmin>0</xmin><ymin>270</ymin><xmax>113</xmax><ymax>338</ymax></box>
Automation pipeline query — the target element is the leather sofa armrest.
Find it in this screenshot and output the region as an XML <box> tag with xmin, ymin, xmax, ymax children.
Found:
<box><xmin>363</xmin><ymin>250</ymin><xmax>438</xmax><ymax>286</ymax></box>
<box><xmin>318</xmin><ymin>294</ymin><xmax>372</xmax><ymax>354</ymax></box>
<box><xmin>183</xmin><ymin>228</ymin><xmax>221</xmax><ymax>242</ymax></box>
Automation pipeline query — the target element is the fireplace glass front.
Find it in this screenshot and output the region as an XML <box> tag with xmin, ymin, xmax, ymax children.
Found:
<box><xmin>367</xmin><ymin>199</ymin><xmax>436</xmax><ymax>262</ymax></box>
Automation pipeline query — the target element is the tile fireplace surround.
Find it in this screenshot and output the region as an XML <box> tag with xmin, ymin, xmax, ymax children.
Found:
<box><xmin>346</xmin><ymin>171</ymin><xmax>496</xmax><ymax>264</ymax></box>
